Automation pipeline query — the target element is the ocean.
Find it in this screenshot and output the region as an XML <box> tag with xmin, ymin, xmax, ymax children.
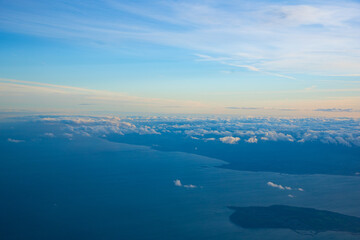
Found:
<box><xmin>1</xmin><ymin>133</ymin><xmax>360</xmax><ymax>239</ymax></box>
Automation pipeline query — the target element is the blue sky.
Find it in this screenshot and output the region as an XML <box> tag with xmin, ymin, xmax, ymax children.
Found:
<box><xmin>0</xmin><ymin>0</ymin><xmax>360</xmax><ymax>116</ymax></box>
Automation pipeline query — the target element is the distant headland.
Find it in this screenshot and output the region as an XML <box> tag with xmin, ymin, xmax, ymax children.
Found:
<box><xmin>228</xmin><ymin>205</ymin><xmax>360</xmax><ymax>235</ymax></box>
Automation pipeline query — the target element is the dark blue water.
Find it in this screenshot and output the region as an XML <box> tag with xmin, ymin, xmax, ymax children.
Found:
<box><xmin>1</xmin><ymin>128</ymin><xmax>360</xmax><ymax>239</ymax></box>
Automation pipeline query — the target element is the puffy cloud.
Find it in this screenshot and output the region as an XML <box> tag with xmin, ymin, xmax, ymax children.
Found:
<box><xmin>245</xmin><ymin>136</ymin><xmax>258</xmax><ymax>143</ymax></box>
<box><xmin>174</xmin><ymin>179</ymin><xmax>182</xmax><ymax>187</ymax></box>
<box><xmin>7</xmin><ymin>138</ymin><xmax>24</xmax><ymax>143</ymax></box>
<box><xmin>39</xmin><ymin>116</ymin><xmax>162</xmax><ymax>137</ymax></box>
<box><xmin>220</xmin><ymin>136</ymin><xmax>240</xmax><ymax>144</ymax></box>
<box><xmin>138</xmin><ymin>126</ymin><xmax>160</xmax><ymax>135</ymax></box>
<box><xmin>36</xmin><ymin>115</ymin><xmax>360</xmax><ymax>147</ymax></box>
<box><xmin>44</xmin><ymin>132</ymin><xmax>55</xmax><ymax>137</ymax></box>
<box><xmin>263</xmin><ymin>131</ymin><xmax>294</xmax><ymax>142</ymax></box>
<box><xmin>172</xmin><ymin>124</ymin><xmax>191</xmax><ymax>129</ymax></box>
<box><xmin>288</xmin><ymin>194</ymin><xmax>295</xmax><ymax>198</ymax></box>
<box><xmin>173</xmin><ymin>179</ymin><xmax>197</xmax><ymax>188</ymax></box>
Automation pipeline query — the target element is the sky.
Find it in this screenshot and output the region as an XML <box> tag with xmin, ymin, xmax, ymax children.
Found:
<box><xmin>0</xmin><ymin>0</ymin><xmax>360</xmax><ymax>117</ymax></box>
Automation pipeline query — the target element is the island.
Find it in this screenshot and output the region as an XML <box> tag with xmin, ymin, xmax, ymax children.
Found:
<box><xmin>228</xmin><ymin>205</ymin><xmax>360</xmax><ymax>235</ymax></box>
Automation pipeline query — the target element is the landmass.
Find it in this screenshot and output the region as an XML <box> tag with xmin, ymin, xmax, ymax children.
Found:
<box><xmin>106</xmin><ymin>133</ymin><xmax>360</xmax><ymax>176</ymax></box>
<box><xmin>228</xmin><ymin>205</ymin><xmax>360</xmax><ymax>235</ymax></box>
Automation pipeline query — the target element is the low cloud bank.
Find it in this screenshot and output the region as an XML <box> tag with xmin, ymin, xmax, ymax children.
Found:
<box><xmin>36</xmin><ymin>115</ymin><xmax>360</xmax><ymax>147</ymax></box>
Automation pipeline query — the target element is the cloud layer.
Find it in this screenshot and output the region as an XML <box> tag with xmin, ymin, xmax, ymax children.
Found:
<box><xmin>33</xmin><ymin>115</ymin><xmax>360</xmax><ymax>148</ymax></box>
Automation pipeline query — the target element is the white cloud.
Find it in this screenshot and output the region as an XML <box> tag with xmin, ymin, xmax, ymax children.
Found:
<box><xmin>1</xmin><ymin>1</ymin><xmax>360</xmax><ymax>76</ymax></box>
<box><xmin>288</xmin><ymin>194</ymin><xmax>295</xmax><ymax>198</ymax></box>
<box><xmin>174</xmin><ymin>179</ymin><xmax>182</xmax><ymax>187</ymax></box>
<box><xmin>44</xmin><ymin>132</ymin><xmax>55</xmax><ymax>137</ymax></box>
<box><xmin>245</xmin><ymin>136</ymin><xmax>258</xmax><ymax>143</ymax></box>
<box><xmin>196</xmin><ymin>54</ymin><xmax>295</xmax><ymax>79</ymax></box>
<box><xmin>35</xmin><ymin>115</ymin><xmax>360</xmax><ymax>148</ymax></box>
<box><xmin>267</xmin><ymin>182</ymin><xmax>304</xmax><ymax>192</ymax></box>
<box><xmin>174</xmin><ymin>179</ymin><xmax>197</xmax><ymax>188</ymax></box>
<box><xmin>263</xmin><ymin>131</ymin><xmax>294</xmax><ymax>142</ymax></box>
<box><xmin>267</xmin><ymin>181</ymin><xmax>285</xmax><ymax>190</ymax></box>
<box><xmin>0</xmin><ymin>78</ymin><xmax>206</xmax><ymax>114</ymax></box>
<box><xmin>267</xmin><ymin>181</ymin><xmax>298</xmax><ymax>191</ymax></box>
<box><xmin>335</xmin><ymin>136</ymin><xmax>351</xmax><ymax>147</ymax></box>
<box><xmin>7</xmin><ymin>138</ymin><xmax>24</xmax><ymax>143</ymax></box>
<box><xmin>220</xmin><ymin>136</ymin><xmax>240</xmax><ymax>144</ymax></box>
<box><xmin>203</xmin><ymin>137</ymin><xmax>215</xmax><ymax>141</ymax></box>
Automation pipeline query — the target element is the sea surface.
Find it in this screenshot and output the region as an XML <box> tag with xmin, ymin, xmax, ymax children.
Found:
<box><xmin>1</xmin><ymin>133</ymin><xmax>360</xmax><ymax>239</ymax></box>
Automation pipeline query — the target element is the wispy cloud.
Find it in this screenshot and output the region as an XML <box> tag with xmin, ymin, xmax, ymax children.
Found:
<box><xmin>195</xmin><ymin>54</ymin><xmax>295</xmax><ymax>79</ymax></box>
<box><xmin>225</xmin><ymin>107</ymin><xmax>261</xmax><ymax>110</ymax></box>
<box><xmin>0</xmin><ymin>78</ymin><xmax>207</xmax><ymax>113</ymax></box>
<box><xmin>315</xmin><ymin>108</ymin><xmax>353</xmax><ymax>112</ymax></box>
<box><xmin>44</xmin><ymin>133</ymin><xmax>55</xmax><ymax>137</ymax></box>
<box><xmin>7</xmin><ymin>138</ymin><xmax>24</xmax><ymax>143</ymax></box>
<box><xmin>1</xmin><ymin>0</ymin><xmax>359</xmax><ymax>76</ymax></box>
